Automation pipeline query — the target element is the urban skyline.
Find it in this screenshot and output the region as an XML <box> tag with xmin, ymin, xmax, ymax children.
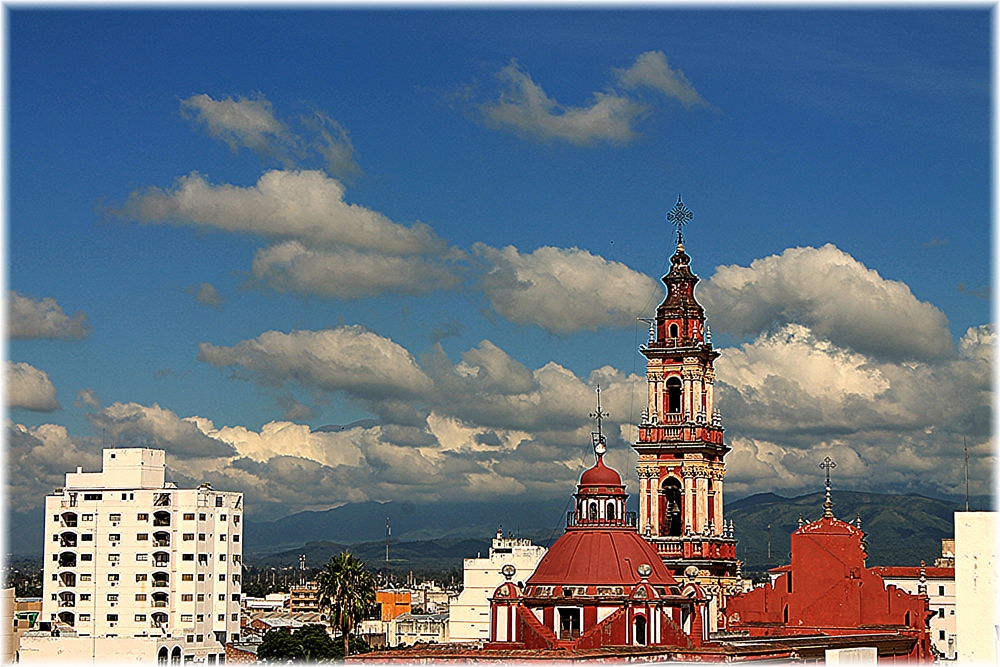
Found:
<box><xmin>7</xmin><ymin>9</ymin><xmax>992</xmax><ymax>525</ymax></box>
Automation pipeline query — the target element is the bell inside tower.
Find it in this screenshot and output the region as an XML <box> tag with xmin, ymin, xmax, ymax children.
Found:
<box><xmin>666</xmin><ymin>377</ymin><xmax>682</xmax><ymax>414</ymax></box>
<box><xmin>660</xmin><ymin>478</ymin><xmax>683</xmax><ymax>536</ymax></box>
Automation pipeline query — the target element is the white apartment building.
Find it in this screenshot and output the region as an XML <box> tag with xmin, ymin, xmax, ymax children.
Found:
<box><xmin>869</xmin><ymin>563</ymin><xmax>956</xmax><ymax>659</ymax></box>
<box><xmin>955</xmin><ymin>511</ymin><xmax>998</xmax><ymax>666</ymax></box>
<box><xmin>22</xmin><ymin>448</ymin><xmax>243</xmax><ymax>664</ymax></box>
<box><xmin>448</xmin><ymin>528</ymin><xmax>546</xmax><ymax>644</ymax></box>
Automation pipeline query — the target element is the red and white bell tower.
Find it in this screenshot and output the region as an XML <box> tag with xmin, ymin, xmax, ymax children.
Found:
<box><xmin>633</xmin><ymin>197</ymin><xmax>741</xmax><ymax>625</ymax></box>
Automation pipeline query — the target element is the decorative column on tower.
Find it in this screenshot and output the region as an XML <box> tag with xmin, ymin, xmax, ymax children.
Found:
<box><xmin>633</xmin><ymin>197</ymin><xmax>742</xmax><ymax>628</ymax></box>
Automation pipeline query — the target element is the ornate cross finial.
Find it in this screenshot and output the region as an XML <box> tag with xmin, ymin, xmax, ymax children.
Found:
<box><xmin>590</xmin><ymin>385</ymin><xmax>609</xmax><ymax>457</ymax></box>
<box><xmin>666</xmin><ymin>195</ymin><xmax>693</xmax><ymax>247</ymax></box>
<box><xmin>819</xmin><ymin>456</ymin><xmax>837</xmax><ymax>518</ymax></box>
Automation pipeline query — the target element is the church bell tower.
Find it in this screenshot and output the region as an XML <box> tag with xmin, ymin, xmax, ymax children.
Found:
<box><xmin>634</xmin><ymin>197</ymin><xmax>741</xmax><ymax>622</ymax></box>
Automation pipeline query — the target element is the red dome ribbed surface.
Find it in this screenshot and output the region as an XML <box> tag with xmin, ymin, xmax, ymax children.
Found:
<box><xmin>579</xmin><ymin>455</ymin><xmax>623</xmax><ymax>488</ymax></box>
<box><xmin>527</xmin><ymin>529</ymin><xmax>677</xmax><ymax>587</ymax></box>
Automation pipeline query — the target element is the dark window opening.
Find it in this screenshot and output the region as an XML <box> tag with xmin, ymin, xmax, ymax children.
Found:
<box><xmin>666</xmin><ymin>377</ymin><xmax>682</xmax><ymax>414</ymax></box>
<box><xmin>660</xmin><ymin>478</ymin><xmax>683</xmax><ymax>537</ymax></box>
<box><xmin>634</xmin><ymin>615</ymin><xmax>647</xmax><ymax>645</ymax></box>
<box><xmin>558</xmin><ymin>608</ymin><xmax>581</xmax><ymax>640</ymax></box>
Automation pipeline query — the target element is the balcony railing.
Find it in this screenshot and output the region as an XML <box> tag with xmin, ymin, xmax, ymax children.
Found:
<box><xmin>152</xmin><ymin>540</ymin><xmax>170</xmax><ymax>548</ymax></box>
<box><xmin>58</xmin><ymin>601</ymin><xmax>75</xmax><ymax>607</ymax></box>
<box><xmin>567</xmin><ymin>511</ymin><xmax>637</xmax><ymax>528</ymax></box>
<box><xmin>152</xmin><ymin>581</ymin><xmax>169</xmax><ymax>588</ymax></box>
<box><xmin>152</xmin><ymin>601</ymin><xmax>168</xmax><ymax>608</ymax></box>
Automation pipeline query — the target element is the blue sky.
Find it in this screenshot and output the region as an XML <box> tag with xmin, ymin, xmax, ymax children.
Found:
<box><xmin>7</xmin><ymin>8</ymin><xmax>992</xmax><ymax>521</ymax></box>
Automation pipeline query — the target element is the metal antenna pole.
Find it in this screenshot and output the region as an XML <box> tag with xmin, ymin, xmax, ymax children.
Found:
<box><xmin>964</xmin><ymin>437</ymin><xmax>970</xmax><ymax>512</ymax></box>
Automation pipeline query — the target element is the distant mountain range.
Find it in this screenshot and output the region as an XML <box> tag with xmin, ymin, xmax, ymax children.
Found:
<box><xmin>9</xmin><ymin>490</ymin><xmax>991</xmax><ymax>575</ymax></box>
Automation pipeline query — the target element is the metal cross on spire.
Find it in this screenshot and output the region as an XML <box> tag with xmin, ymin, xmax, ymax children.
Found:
<box><xmin>819</xmin><ymin>456</ymin><xmax>837</xmax><ymax>518</ymax></box>
<box><xmin>590</xmin><ymin>385</ymin><xmax>609</xmax><ymax>457</ymax></box>
<box><xmin>666</xmin><ymin>195</ymin><xmax>693</xmax><ymax>247</ymax></box>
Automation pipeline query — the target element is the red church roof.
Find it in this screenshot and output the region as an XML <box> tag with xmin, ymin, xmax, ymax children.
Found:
<box><xmin>528</xmin><ymin>528</ymin><xmax>678</xmax><ymax>587</ymax></box>
<box><xmin>578</xmin><ymin>454</ymin><xmax>624</xmax><ymax>488</ymax></box>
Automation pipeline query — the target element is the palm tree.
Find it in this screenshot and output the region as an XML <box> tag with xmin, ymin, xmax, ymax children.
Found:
<box><xmin>317</xmin><ymin>552</ymin><xmax>376</xmax><ymax>657</ymax></box>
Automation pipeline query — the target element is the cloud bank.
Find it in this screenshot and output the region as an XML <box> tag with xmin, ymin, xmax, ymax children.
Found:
<box><xmin>7</xmin><ymin>361</ymin><xmax>60</xmax><ymax>412</ymax></box>
<box><xmin>8</xmin><ymin>291</ymin><xmax>90</xmax><ymax>340</ymax></box>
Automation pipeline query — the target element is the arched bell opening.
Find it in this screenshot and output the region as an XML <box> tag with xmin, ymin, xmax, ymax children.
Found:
<box><xmin>659</xmin><ymin>478</ymin><xmax>683</xmax><ymax>537</ymax></box>
<box><xmin>666</xmin><ymin>377</ymin><xmax>682</xmax><ymax>415</ymax></box>
<box><xmin>669</xmin><ymin>323</ymin><xmax>679</xmax><ymax>339</ymax></box>
<box><xmin>606</xmin><ymin>502</ymin><xmax>616</xmax><ymax>521</ymax></box>
<box><xmin>588</xmin><ymin>502</ymin><xmax>598</xmax><ymax>521</ymax></box>
<box><xmin>633</xmin><ymin>615</ymin><xmax>648</xmax><ymax>645</ymax></box>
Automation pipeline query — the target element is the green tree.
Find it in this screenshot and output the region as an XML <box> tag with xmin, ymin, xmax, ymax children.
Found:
<box><xmin>257</xmin><ymin>625</ymin><xmax>340</xmax><ymax>663</ymax></box>
<box><xmin>317</xmin><ymin>552</ymin><xmax>377</xmax><ymax>657</ymax></box>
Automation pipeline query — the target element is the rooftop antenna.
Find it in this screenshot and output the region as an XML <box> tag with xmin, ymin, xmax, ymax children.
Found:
<box><xmin>964</xmin><ymin>436</ymin><xmax>970</xmax><ymax>512</ymax></box>
<box><xmin>819</xmin><ymin>456</ymin><xmax>837</xmax><ymax>518</ymax></box>
<box><xmin>589</xmin><ymin>385</ymin><xmax>609</xmax><ymax>458</ymax></box>
<box><xmin>666</xmin><ymin>195</ymin><xmax>693</xmax><ymax>248</ymax></box>
<box><xmin>385</xmin><ymin>518</ymin><xmax>391</xmax><ymax>585</ymax></box>
<box><xmin>298</xmin><ymin>554</ymin><xmax>306</xmax><ymax>586</ymax></box>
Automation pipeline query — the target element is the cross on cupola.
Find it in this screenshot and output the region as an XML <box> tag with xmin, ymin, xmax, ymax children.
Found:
<box><xmin>666</xmin><ymin>195</ymin><xmax>693</xmax><ymax>248</ymax></box>
<box><xmin>590</xmin><ymin>386</ymin><xmax>610</xmax><ymax>458</ymax></box>
<box><xmin>819</xmin><ymin>456</ymin><xmax>837</xmax><ymax>518</ymax></box>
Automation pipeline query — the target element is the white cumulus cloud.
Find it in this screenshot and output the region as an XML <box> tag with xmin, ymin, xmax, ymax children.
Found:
<box><xmin>118</xmin><ymin>169</ymin><xmax>446</xmax><ymax>255</ymax></box>
<box><xmin>699</xmin><ymin>244</ymin><xmax>953</xmax><ymax>362</ymax></box>
<box><xmin>8</xmin><ymin>291</ymin><xmax>90</xmax><ymax>340</ymax></box>
<box><xmin>7</xmin><ymin>361</ymin><xmax>60</xmax><ymax>412</ymax></box>
<box><xmin>251</xmin><ymin>241</ymin><xmax>460</xmax><ymax>299</ymax></box>
<box><xmin>481</xmin><ymin>59</ymin><xmax>649</xmax><ymax>145</ymax></box>
<box><xmin>180</xmin><ymin>93</ymin><xmax>297</xmax><ymax>162</ymax></box>
<box><xmin>87</xmin><ymin>402</ymin><xmax>237</xmax><ymax>460</ymax></box>
<box><xmin>613</xmin><ymin>51</ymin><xmax>711</xmax><ymax>108</ymax></box>
<box><xmin>475</xmin><ymin>243</ymin><xmax>661</xmax><ymax>334</ymax></box>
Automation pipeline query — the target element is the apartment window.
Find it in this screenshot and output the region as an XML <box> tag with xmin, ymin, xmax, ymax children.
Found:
<box><xmin>232</xmin><ymin>535</ymin><xmax>240</xmax><ymax>543</ymax></box>
<box><xmin>182</xmin><ymin>594</ymin><xmax>194</xmax><ymax>602</ymax></box>
<box><xmin>215</xmin><ymin>496</ymin><xmax>224</xmax><ymax>507</ymax></box>
<box><xmin>80</xmin><ymin>574</ymin><xmax>91</xmax><ymax>582</ymax></box>
<box><xmin>183</xmin><ymin>534</ymin><xmax>194</xmax><ymax>541</ymax></box>
<box><xmin>182</xmin><ymin>554</ymin><xmax>194</xmax><ymax>561</ymax></box>
<box><xmin>197</xmin><ymin>594</ymin><xmax>205</xmax><ymax>602</ymax></box>
<box><xmin>186</xmin><ymin>634</ymin><xmax>194</xmax><ymax>643</ymax></box>
<box><xmin>232</xmin><ymin>575</ymin><xmax>240</xmax><ymax>584</ymax></box>
<box><xmin>233</xmin><ymin>515</ymin><xmax>240</xmax><ymax>524</ymax></box>
<box><xmin>199</xmin><ymin>513</ymin><xmax>207</xmax><ymax>521</ymax></box>
<box><xmin>939</xmin><ymin>630</ymin><xmax>946</xmax><ymax>640</ymax></box>
<box><xmin>81</xmin><ymin>534</ymin><xmax>93</xmax><ymax>541</ymax></box>
<box><xmin>80</xmin><ymin>553</ymin><xmax>93</xmax><ymax>561</ymax></box>
<box><xmin>939</xmin><ymin>585</ymin><xmax>946</xmax><ymax>596</ymax></box>
<box><xmin>135</xmin><ymin>614</ymin><xmax>147</xmax><ymax>622</ymax></box>
<box><xmin>109</xmin><ymin>513</ymin><xmax>121</xmax><ymax>522</ymax></box>
<box><xmin>79</xmin><ymin>614</ymin><xmax>90</xmax><ymax>621</ymax></box>
<box><xmin>219</xmin><ymin>554</ymin><xmax>227</xmax><ymax>562</ymax></box>
<box><xmin>108</xmin><ymin>553</ymin><xmax>120</xmax><ymax>562</ymax></box>
<box><xmin>233</xmin><ymin>555</ymin><xmax>241</xmax><ymax>564</ymax></box>
<box><xmin>939</xmin><ymin>608</ymin><xmax>945</xmax><ymax>618</ymax></box>
<box><xmin>136</xmin><ymin>574</ymin><xmax>147</xmax><ymax>582</ymax></box>
<box><xmin>232</xmin><ymin>613</ymin><xmax>238</xmax><ymax>621</ymax></box>
<box><xmin>109</xmin><ymin>534</ymin><xmax>121</xmax><ymax>542</ymax></box>
<box><xmin>137</xmin><ymin>533</ymin><xmax>149</xmax><ymax>541</ymax></box>
<box><xmin>82</xmin><ymin>514</ymin><xmax>93</xmax><ymax>521</ymax></box>
<box><xmin>135</xmin><ymin>594</ymin><xmax>147</xmax><ymax>601</ymax></box>
<box><xmin>83</xmin><ymin>494</ymin><xmax>102</xmax><ymax>501</ymax></box>
<box><xmin>219</xmin><ymin>574</ymin><xmax>226</xmax><ymax>582</ymax></box>
<box><xmin>182</xmin><ymin>574</ymin><xmax>194</xmax><ymax>581</ymax></box>
<box><xmin>218</xmin><ymin>614</ymin><xmax>225</xmax><ymax>621</ymax></box>
<box><xmin>80</xmin><ymin>594</ymin><xmax>91</xmax><ymax>601</ymax></box>
<box><xmin>231</xmin><ymin>594</ymin><xmax>240</xmax><ymax>602</ymax></box>
<box><xmin>107</xmin><ymin>594</ymin><xmax>119</xmax><ymax>601</ymax></box>
<box><xmin>198</xmin><ymin>574</ymin><xmax>205</xmax><ymax>582</ymax></box>
<box><xmin>220</xmin><ymin>515</ymin><xmax>227</xmax><ymax>521</ymax></box>
<box><xmin>136</xmin><ymin>554</ymin><xmax>148</xmax><ymax>561</ymax></box>
<box><xmin>108</xmin><ymin>574</ymin><xmax>119</xmax><ymax>582</ymax></box>
<box><xmin>197</xmin><ymin>633</ymin><xmax>204</xmax><ymax>641</ymax></box>
<box><xmin>199</xmin><ymin>534</ymin><xmax>206</xmax><ymax>541</ymax></box>
<box><xmin>137</xmin><ymin>513</ymin><xmax>148</xmax><ymax>521</ymax></box>
<box><xmin>218</xmin><ymin>594</ymin><xmax>225</xmax><ymax>601</ymax></box>
<box><xmin>51</xmin><ymin>594</ymin><xmax>57</xmax><ymax>601</ymax></box>
<box><xmin>198</xmin><ymin>554</ymin><xmax>209</xmax><ymax>565</ymax></box>
<box><xmin>51</xmin><ymin>573</ymin><xmax>57</xmax><ymax>580</ymax></box>
<box><xmin>231</xmin><ymin>634</ymin><xmax>239</xmax><ymax>642</ymax></box>
<box><xmin>182</xmin><ymin>615</ymin><xmax>193</xmax><ymax>622</ymax></box>
<box><xmin>220</xmin><ymin>534</ymin><xmax>227</xmax><ymax>541</ymax></box>
<box><xmin>183</xmin><ymin>513</ymin><xmax>195</xmax><ymax>521</ymax></box>
<box><xmin>122</xmin><ymin>493</ymin><xmax>128</xmax><ymax>500</ymax></box>
<box><xmin>52</xmin><ymin>534</ymin><xmax>58</xmax><ymax>542</ymax></box>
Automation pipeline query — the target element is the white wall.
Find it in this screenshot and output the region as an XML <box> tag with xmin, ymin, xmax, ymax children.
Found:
<box><xmin>955</xmin><ymin>512</ymin><xmax>998</xmax><ymax>665</ymax></box>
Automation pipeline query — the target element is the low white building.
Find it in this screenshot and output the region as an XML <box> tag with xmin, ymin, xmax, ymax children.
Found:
<box><xmin>869</xmin><ymin>562</ymin><xmax>956</xmax><ymax>659</ymax></box>
<box><xmin>392</xmin><ymin>612</ymin><xmax>449</xmax><ymax>646</ymax></box>
<box><xmin>955</xmin><ymin>511</ymin><xmax>998</xmax><ymax>665</ymax></box>
<box><xmin>447</xmin><ymin>528</ymin><xmax>546</xmax><ymax>644</ymax></box>
<box><xmin>20</xmin><ymin>447</ymin><xmax>243</xmax><ymax>664</ymax></box>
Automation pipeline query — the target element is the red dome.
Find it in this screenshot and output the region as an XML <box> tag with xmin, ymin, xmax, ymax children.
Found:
<box><xmin>527</xmin><ymin>529</ymin><xmax>677</xmax><ymax>587</ymax></box>
<box><xmin>579</xmin><ymin>454</ymin><xmax>624</xmax><ymax>488</ymax></box>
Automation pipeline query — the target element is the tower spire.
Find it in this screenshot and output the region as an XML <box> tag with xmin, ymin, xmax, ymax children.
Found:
<box><xmin>666</xmin><ymin>195</ymin><xmax>693</xmax><ymax>248</ymax></box>
<box><xmin>819</xmin><ymin>456</ymin><xmax>837</xmax><ymax>518</ymax></box>
<box><xmin>590</xmin><ymin>385</ymin><xmax>609</xmax><ymax>458</ymax></box>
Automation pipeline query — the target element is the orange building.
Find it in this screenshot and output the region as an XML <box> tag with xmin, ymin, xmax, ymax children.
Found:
<box><xmin>376</xmin><ymin>590</ymin><xmax>411</xmax><ymax>622</ymax></box>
